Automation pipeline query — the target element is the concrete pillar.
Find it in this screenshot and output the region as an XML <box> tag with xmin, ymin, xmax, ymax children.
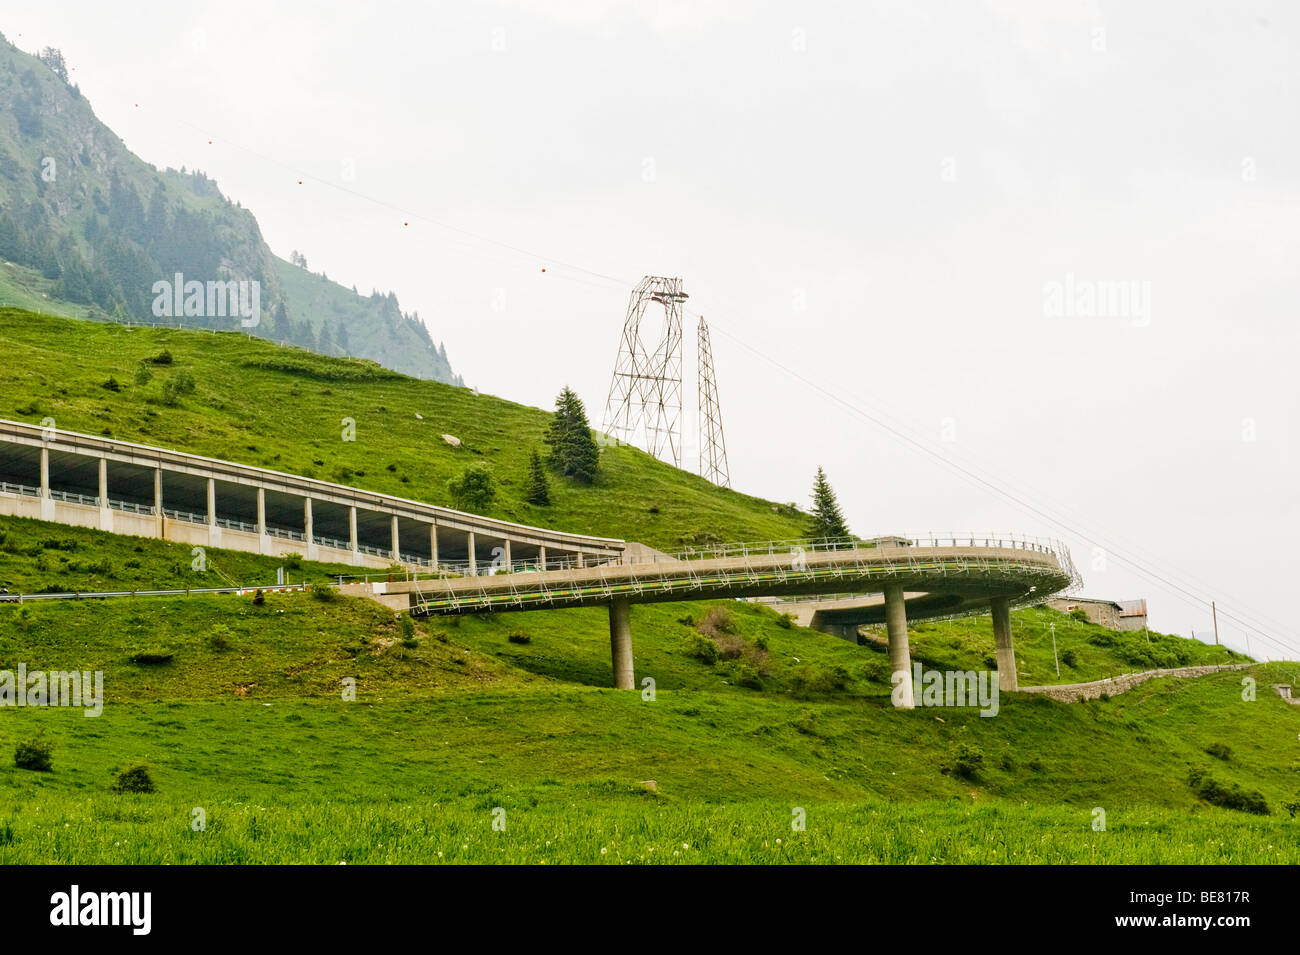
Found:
<box><xmin>97</xmin><ymin>457</ymin><xmax>108</xmax><ymax>505</ymax></box>
<box><xmin>206</xmin><ymin>478</ymin><xmax>217</xmax><ymax>526</ymax></box>
<box><xmin>884</xmin><ymin>584</ymin><xmax>914</xmax><ymax>709</ymax></box>
<box><xmin>391</xmin><ymin>515</ymin><xmax>400</xmax><ymax>559</ymax></box>
<box><xmin>348</xmin><ymin>506</ymin><xmax>358</xmax><ymax>554</ymax></box>
<box><xmin>39</xmin><ymin>446</ymin><xmax>49</xmax><ymax>497</ymax></box>
<box><xmin>154</xmin><ymin>467</ymin><xmax>163</xmax><ymax>534</ymax></box>
<box><xmin>577</xmin><ymin>551</ymin><xmax>585</xmax><ymax>569</ymax></box>
<box><xmin>429</xmin><ymin>523</ymin><xmax>439</xmax><ymax>568</ymax></box>
<box><xmin>609</xmin><ymin>598</ymin><xmax>634</xmax><ymax>689</ymax></box>
<box><xmin>538</xmin><ymin>545</ymin><xmax>547</xmax><ymax>570</ymax></box>
<box><xmin>503</xmin><ymin>538</ymin><xmax>511</xmax><ymax>571</ymax></box>
<box><xmin>467</xmin><ymin>531</ymin><xmax>477</xmax><ymax>575</ymax></box>
<box><xmin>303</xmin><ymin>497</ymin><xmax>313</xmax><ymax>541</ymax></box>
<box><xmin>256</xmin><ymin>487</ymin><xmax>267</xmax><ymax>534</ymax></box>
<box><xmin>991</xmin><ymin>596</ymin><xmax>1017</xmax><ymax>691</ymax></box>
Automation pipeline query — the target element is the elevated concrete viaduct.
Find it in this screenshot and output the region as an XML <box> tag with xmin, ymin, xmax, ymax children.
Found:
<box><xmin>365</xmin><ymin>537</ymin><xmax>1079</xmax><ymax>703</ymax></box>
<box><xmin>0</xmin><ymin>419</ymin><xmax>622</xmax><ymax>573</ymax></box>
<box><xmin>0</xmin><ymin>420</ymin><xmax>1078</xmax><ymax>706</ymax></box>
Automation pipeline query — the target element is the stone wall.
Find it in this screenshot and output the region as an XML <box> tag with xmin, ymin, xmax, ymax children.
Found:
<box><xmin>1020</xmin><ymin>663</ymin><xmax>1252</xmax><ymax>702</ymax></box>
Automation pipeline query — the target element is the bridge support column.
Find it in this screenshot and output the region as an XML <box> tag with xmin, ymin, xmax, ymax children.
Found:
<box><xmin>467</xmin><ymin>531</ymin><xmax>477</xmax><ymax>575</ymax></box>
<box><xmin>991</xmin><ymin>596</ymin><xmax>1017</xmax><ymax>691</ymax></box>
<box><xmin>206</xmin><ymin>478</ymin><xmax>216</xmax><ymax>526</ymax></box>
<box><xmin>154</xmin><ymin>467</ymin><xmax>163</xmax><ymax>535</ymax></box>
<box><xmin>39</xmin><ymin>446</ymin><xmax>49</xmax><ymax>498</ymax></box>
<box><xmin>391</xmin><ymin>515</ymin><xmax>400</xmax><ymax>560</ymax></box>
<box><xmin>348</xmin><ymin>506</ymin><xmax>359</xmax><ymax>558</ymax></box>
<box><xmin>538</xmin><ymin>545</ymin><xmax>547</xmax><ymax>570</ymax></box>
<box><xmin>429</xmin><ymin>523</ymin><xmax>439</xmax><ymax>569</ymax></box>
<box><xmin>884</xmin><ymin>584</ymin><xmax>914</xmax><ymax>709</ymax></box>
<box><xmin>608</xmin><ymin>598</ymin><xmax>634</xmax><ymax>689</ymax></box>
<box><xmin>98</xmin><ymin>457</ymin><xmax>111</xmax><ymax>531</ymax></box>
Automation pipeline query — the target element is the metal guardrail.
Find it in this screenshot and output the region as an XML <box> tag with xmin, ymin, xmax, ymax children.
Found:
<box><xmin>267</xmin><ymin>526</ymin><xmax>306</xmax><ymax>542</ymax></box>
<box><xmin>404</xmin><ymin>534</ymin><xmax>1079</xmax><ymax>617</ymax></box>
<box><xmin>214</xmin><ymin>516</ymin><xmax>258</xmax><ymax>533</ymax></box>
<box><xmin>108</xmin><ymin>499</ymin><xmax>155</xmax><ymax>515</ymax></box>
<box><xmin>164</xmin><ymin>508</ymin><xmax>207</xmax><ymax>525</ymax></box>
<box><xmin>0</xmin><ymin>582</ymin><xmax>309</xmax><ymax>604</ymax></box>
<box><xmin>0</xmin><ymin>481</ymin><xmax>39</xmax><ymax>497</ymax></box>
<box><xmin>48</xmin><ymin>488</ymin><xmax>99</xmax><ymax>507</ymax></box>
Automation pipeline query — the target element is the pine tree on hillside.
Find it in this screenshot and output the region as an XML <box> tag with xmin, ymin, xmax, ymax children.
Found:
<box><xmin>808</xmin><ymin>467</ymin><xmax>851</xmax><ymax>542</ymax></box>
<box><xmin>544</xmin><ymin>386</ymin><xmax>600</xmax><ymax>484</ymax></box>
<box><xmin>523</xmin><ymin>449</ymin><xmax>551</xmax><ymax>506</ymax></box>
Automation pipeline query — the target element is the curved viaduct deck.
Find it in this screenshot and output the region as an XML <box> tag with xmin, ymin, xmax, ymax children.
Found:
<box><xmin>371</xmin><ymin>538</ymin><xmax>1080</xmax><ymax>705</ymax></box>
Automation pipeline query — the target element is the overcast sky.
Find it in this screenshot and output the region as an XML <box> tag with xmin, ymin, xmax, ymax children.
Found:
<box><xmin>9</xmin><ymin>1</ymin><xmax>1297</xmax><ymax>653</ymax></box>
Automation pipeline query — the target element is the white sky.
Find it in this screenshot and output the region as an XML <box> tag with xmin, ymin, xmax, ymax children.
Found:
<box><xmin>9</xmin><ymin>1</ymin><xmax>1298</xmax><ymax>654</ymax></box>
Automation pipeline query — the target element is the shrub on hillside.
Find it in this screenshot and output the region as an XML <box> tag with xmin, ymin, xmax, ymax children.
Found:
<box><xmin>786</xmin><ymin>663</ymin><xmax>851</xmax><ymax>697</ymax></box>
<box><xmin>1069</xmin><ymin>608</ymin><xmax>1089</xmax><ymax>624</ymax></box>
<box><xmin>1205</xmin><ymin>742</ymin><xmax>1233</xmax><ymax>762</ymax></box>
<box><xmin>1188</xmin><ymin>768</ymin><xmax>1268</xmax><ymax>815</ymax></box>
<box><xmin>775</xmin><ymin>612</ymin><xmax>795</xmax><ymax>629</ymax></box>
<box><xmin>696</xmin><ymin>606</ymin><xmax>737</xmax><ymax>640</ymax></box>
<box><xmin>145</xmin><ymin>349</ymin><xmax>174</xmax><ymax>365</ymax></box>
<box><xmin>682</xmin><ymin>633</ymin><xmax>719</xmax><ymax>665</ymax></box>
<box><xmin>159</xmin><ymin>371</ymin><xmax>196</xmax><ymax>405</ymax></box>
<box><xmin>14</xmin><ymin>738</ymin><xmax>53</xmax><ymax>772</ymax></box>
<box><xmin>310</xmin><ymin>585</ymin><xmax>336</xmax><ymax>603</ymax></box>
<box><xmin>1060</xmin><ymin>648</ymin><xmax>1078</xmax><ymax>668</ymax></box>
<box><xmin>506</xmin><ymin>630</ymin><xmax>531</xmax><ymax>645</ymax></box>
<box><xmin>113</xmin><ymin>764</ymin><xmax>156</xmax><ymax>794</ymax></box>
<box><xmin>944</xmin><ymin>742</ymin><xmax>986</xmax><ymax>780</ymax></box>
<box><xmin>128</xmin><ymin>649</ymin><xmax>174</xmax><ymax>665</ymax></box>
<box><xmin>208</xmin><ymin>625</ymin><xmax>233</xmax><ymax>651</ymax></box>
<box><xmin>447</xmin><ymin>462</ymin><xmax>496</xmax><ymax>512</ymax></box>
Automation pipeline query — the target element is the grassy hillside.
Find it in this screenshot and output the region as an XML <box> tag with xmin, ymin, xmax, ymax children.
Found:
<box><xmin>0</xmin><ymin>306</ymin><xmax>1288</xmax><ymax>865</ymax></box>
<box><xmin>0</xmin><ymin>309</ymin><xmax>807</xmax><ymax>547</ymax></box>
<box><xmin>0</xmin><ymin>585</ymin><xmax>1294</xmax><ymax>863</ymax></box>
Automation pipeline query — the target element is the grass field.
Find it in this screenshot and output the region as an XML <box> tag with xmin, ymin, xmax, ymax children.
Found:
<box><xmin>0</xmin><ymin>309</ymin><xmax>1292</xmax><ymax>864</ymax></box>
<box><xmin>0</xmin><ymin>581</ymin><xmax>1294</xmax><ymax>863</ymax></box>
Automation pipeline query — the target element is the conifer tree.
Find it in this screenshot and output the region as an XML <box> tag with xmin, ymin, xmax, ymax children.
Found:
<box><xmin>523</xmin><ymin>449</ymin><xmax>551</xmax><ymax>506</ymax></box>
<box><xmin>808</xmin><ymin>466</ymin><xmax>851</xmax><ymax>542</ymax></box>
<box><xmin>544</xmin><ymin>386</ymin><xmax>600</xmax><ymax>483</ymax></box>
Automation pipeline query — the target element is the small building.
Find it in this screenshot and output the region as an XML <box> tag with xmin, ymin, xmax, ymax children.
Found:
<box><xmin>1047</xmin><ymin>596</ymin><xmax>1148</xmax><ymax>631</ymax></box>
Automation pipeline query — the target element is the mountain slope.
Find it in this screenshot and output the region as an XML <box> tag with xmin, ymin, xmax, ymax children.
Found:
<box><xmin>0</xmin><ymin>34</ymin><xmax>458</xmax><ymax>383</ymax></box>
<box><xmin>0</xmin><ymin>309</ymin><xmax>806</xmax><ymax>547</ymax></box>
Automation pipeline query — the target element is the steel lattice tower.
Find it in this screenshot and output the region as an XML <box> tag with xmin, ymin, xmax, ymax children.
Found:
<box><xmin>696</xmin><ymin>317</ymin><xmax>730</xmax><ymax>488</ymax></box>
<box><xmin>602</xmin><ymin>276</ymin><xmax>687</xmax><ymax>467</ymax></box>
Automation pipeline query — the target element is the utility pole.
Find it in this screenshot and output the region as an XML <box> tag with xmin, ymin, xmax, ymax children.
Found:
<box><xmin>1050</xmin><ymin>621</ymin><xmax>1060</xmax><ymax>677</ymax></box>
<box><xmin>1212</xmin><ymin>601</ymin><xmax>1219</xmax><ymax>645</ymax></box>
